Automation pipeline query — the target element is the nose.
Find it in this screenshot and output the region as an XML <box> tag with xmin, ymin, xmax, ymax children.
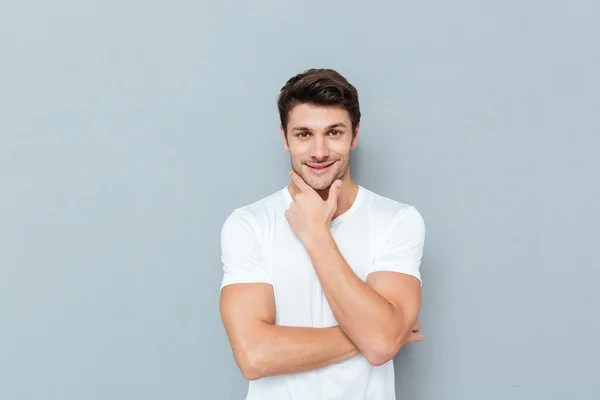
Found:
<box><xmin>310</xmin><ymin>135</ymin><xmax>330</xmax><ymax>161</ymax></box>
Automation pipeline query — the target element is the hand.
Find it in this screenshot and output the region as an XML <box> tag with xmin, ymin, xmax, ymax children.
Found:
<box><xmin>403</xmin><ymin>323</ymin><xmax>424</xmax><ymax>344</ymax></box>
<box><xmin>285</xmin><ymin>171</ymin><xmax>342</xmax><ymax>244</ymax></box>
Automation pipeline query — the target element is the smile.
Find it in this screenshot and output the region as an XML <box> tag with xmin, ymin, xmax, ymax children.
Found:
<box><xmin>306</xmin><ymin>162</ymin><xmax>335</xmax><ymax>174</ymax></box>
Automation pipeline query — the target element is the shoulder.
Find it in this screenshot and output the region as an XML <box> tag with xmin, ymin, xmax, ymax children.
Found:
<box><xmin>221</xmin><ymin>187</ymin><xmax>288</xmax><ymax>238</ymax></box>
<box><xmin>359</xmin><ymin>186</ymin><xmax>425</xmax><ymax>235</ymax></box>
<box><xmin>360</xmin><ymin>186</ymin><xmax>424</xmax><ymax>222</ymax></box>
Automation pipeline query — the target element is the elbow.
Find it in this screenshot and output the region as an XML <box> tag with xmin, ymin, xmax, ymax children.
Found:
<box><xmin>364</xmin><ymin>350</ymin><xmax>396</xmax><ymax>367</ymax></box>
<box><xmin>363</xmin><ymin>338</ymin><xmax>403</xmax><ymax>367</ymax></box>
<box><xmin>240</xmin><ymin>364</ymin><xmax>263</xmax><ymax>381</ymax></box>
<box><xmin>237</xmin><ymin>349</ymin><xmax>266</xmax><ymax>381</ymax></box>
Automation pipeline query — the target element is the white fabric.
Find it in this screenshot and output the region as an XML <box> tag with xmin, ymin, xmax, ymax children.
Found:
<box><xmin>220</xmin><ymin>185</ymin><xmax>425</xmax><ymax>400</ymax></box>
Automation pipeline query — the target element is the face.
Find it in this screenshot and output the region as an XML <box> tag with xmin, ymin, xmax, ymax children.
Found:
<box><xmin>281</xmin><ymin>103</ymin><xmax>358</xmax><ymax>191</ymax></box>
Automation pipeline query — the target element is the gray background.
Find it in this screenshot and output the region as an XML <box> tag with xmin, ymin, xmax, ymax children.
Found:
<box><xmin>1</xmin><ymin>0</ymin><xmax>599</xmax><ymax>399</ymax></box>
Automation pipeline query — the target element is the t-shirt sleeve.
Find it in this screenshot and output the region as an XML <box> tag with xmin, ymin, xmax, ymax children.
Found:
<box><xmin>220</xmin><ymin>209</ymin><xmax>273</xmax><ymax>290</ymax></box>
<box><xmin>368</xmin><ymin>206</ymin><xmax>426</xmax><ymax>285</ymax></box>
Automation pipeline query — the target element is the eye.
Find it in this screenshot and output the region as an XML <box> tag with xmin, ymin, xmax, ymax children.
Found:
<box><xmin>329</xmin><ymin>130</ymin><xmax>342</xmax><ymax>136</ymax></box>
<box><xmin>297</xmin><ymin>131</ymin><xmax>311</xmax><ymax>138</ymax></box>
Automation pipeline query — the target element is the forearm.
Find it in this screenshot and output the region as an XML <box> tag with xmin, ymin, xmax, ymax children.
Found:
<box><xmin>305</xmin><ymin>233</ymin><xmax>404</xmax><ymax>362</ymax></box>
<box><xmin>243</xmin><ymin>323</ymin><xmax>359</xmax><ymax>380</ymax></box>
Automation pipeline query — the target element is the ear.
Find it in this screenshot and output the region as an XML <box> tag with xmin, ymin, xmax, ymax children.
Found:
<box><xmin>350</xmin><ymin>122</ymin><xmax>360</xmax><ymax>150</ymax></box>
<box><xmin>280</xmin><ymin>125</ymin><xmax>290</xmax><ymax>152</ymax></box>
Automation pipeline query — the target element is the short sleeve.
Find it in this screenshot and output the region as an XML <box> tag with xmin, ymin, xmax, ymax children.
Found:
<box><xmin>220</xmin><ymin>209</ymin><xmax>273</xmax><ymax>290</ymax></box>
<box><xmin>368</xmin><ymin>206</ymin><xmax>425</xmax><ymax>285</ymax></box>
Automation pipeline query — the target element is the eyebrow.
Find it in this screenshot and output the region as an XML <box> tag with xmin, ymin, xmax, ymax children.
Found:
<box><xmin>291</xmin><ymin>123</ymin><xmax>348</xmax><ymax>132</ymax></box>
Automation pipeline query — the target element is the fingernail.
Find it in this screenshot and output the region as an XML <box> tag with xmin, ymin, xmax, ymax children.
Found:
<box><xmin>335</xmin><ymin>180</ymin><xmax>342</xmax><ymax>187</ymax></box>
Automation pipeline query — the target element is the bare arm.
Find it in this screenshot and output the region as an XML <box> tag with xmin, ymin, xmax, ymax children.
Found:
<box><xmin>220</xmin><ymin>282</ymin><xmax>360</xmax><ymax>381</ymax></box>
<box><xmin>284</xmin><ymin>173</ymin><xmax>425</xmax><ymax>367</ymax></box>
<box><xmin>306</xmin><ymin>235</ymin><xmax>422</xmax><ymax>366</ymax></box>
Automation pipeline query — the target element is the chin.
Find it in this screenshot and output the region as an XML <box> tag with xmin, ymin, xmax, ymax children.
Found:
<box><xmin>295</xmin><ymin>166</ymin><xmax>340</xmax><ymax>191</ymax></box>
<box><xmin>308</xmin><ymin>179</ymin><xmax>335</xmax><ymax>191</ymax></box>
<box><xmin>310</xmin><ymin>184</ymin><xmax>331</xmax><ymax>191</ymax></box>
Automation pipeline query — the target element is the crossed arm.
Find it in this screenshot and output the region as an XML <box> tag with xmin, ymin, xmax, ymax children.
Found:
<box><xmin>219</xmin><ymin>213</ymin><xmax>424</xmax><ymax>380</ymax></box>
<box><xmin>219</xmin><ymin>177</ymin><xmax>425</xmax><ymax>380</ymax></box>
<box><xmin>220</xmin><ymin>269</ymin><xmax>421</xmax><ymax>381</ymax></box>
<box><xmin>220</xmin><ymin>282</ymin><xmax>360</xmax><ymax>380</ymax></box>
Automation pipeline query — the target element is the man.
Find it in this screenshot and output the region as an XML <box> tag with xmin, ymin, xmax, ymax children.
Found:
<box><xmin>219</xmin><ymin>68</ymin><xmax>425</xmax><ymax>400</ymax></box>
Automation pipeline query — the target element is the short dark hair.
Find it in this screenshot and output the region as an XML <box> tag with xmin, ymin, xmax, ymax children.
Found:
<box><xmin>277</xmin><ymin>68</ymin><xmax>361</xmax><ymax>136</ymax></box>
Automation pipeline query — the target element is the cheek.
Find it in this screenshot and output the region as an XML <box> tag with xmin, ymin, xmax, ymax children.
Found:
<box><xmin>288</xmin><ymin>149</ymin><xmax>304</xmax><ymax>165</ymax></box>
<box><xmin>329</xmin><ymin>141</ymin><xmax>351</xmax><ymax>157</ymax></box>
<box><xmin>288</xmin><ymin>142</ymin><xmax>309</xmax><ymax>158</ymax></box>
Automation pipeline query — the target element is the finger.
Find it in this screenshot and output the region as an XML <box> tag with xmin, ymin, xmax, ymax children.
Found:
<box><xmin>327</xmin><ymin>180</ymin><xmax>342</xmax><ymax>208</ymax></box>
<box><xmin>289</xmin><ymin>171</ymin><xmax>312</xmax><ymax>192</ymax></box>
<box><xmin>411</xmin><ymin>333</ymin><xmax>424</xmax><ymax>342</ymax></box>
<box><xmin>404</xmin><ymin>332</ymin><xmax>424</xmax><ymax>344</ymax></box>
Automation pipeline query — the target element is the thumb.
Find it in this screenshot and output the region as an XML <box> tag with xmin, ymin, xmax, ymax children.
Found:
<box><xmin>328</xmin><ymin>180</ymin><xmax>343</xmax><ymax>208</ymax></box>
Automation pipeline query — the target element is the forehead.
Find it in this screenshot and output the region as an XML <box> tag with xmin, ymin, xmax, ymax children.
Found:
<box><xmin>287</xmin><ymin>103</ymin><xmax>351</xmax><ymax>129</ymax></box>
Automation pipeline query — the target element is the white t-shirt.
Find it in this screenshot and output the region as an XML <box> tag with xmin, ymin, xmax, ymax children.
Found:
<box><xmin>220</xmin><ymin>185</ymin><xmax>425</xmax><ymax>400</ymax></box>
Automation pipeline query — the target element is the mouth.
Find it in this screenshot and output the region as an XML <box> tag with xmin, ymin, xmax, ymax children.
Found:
<box><xmin>305</xmin><ymin>161</ymin><xmax>335</xmax><ymax>175</ymax></box>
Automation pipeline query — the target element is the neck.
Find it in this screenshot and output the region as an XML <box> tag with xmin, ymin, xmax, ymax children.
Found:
<box><xmin>288</xmin><ymin>176</ymin><xmax>359</xmax><ymax>219</ymax></box>
<box><xmin>330</xmin><ymin>179</ymin><xmax>359</xmax><ymax>219</ymax></box>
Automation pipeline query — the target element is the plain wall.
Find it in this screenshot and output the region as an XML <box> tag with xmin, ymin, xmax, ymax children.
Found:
<box><xmin>1</xmin><ymin>1</ymin><xmax>599</xmax><ymax>399</ymax></box>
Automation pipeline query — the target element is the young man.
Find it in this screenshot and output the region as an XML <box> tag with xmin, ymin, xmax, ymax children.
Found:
<box><xmin>219</xmin><ymin>69</ymin><xmax>426</xmax><ymax>400</ymax></box>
